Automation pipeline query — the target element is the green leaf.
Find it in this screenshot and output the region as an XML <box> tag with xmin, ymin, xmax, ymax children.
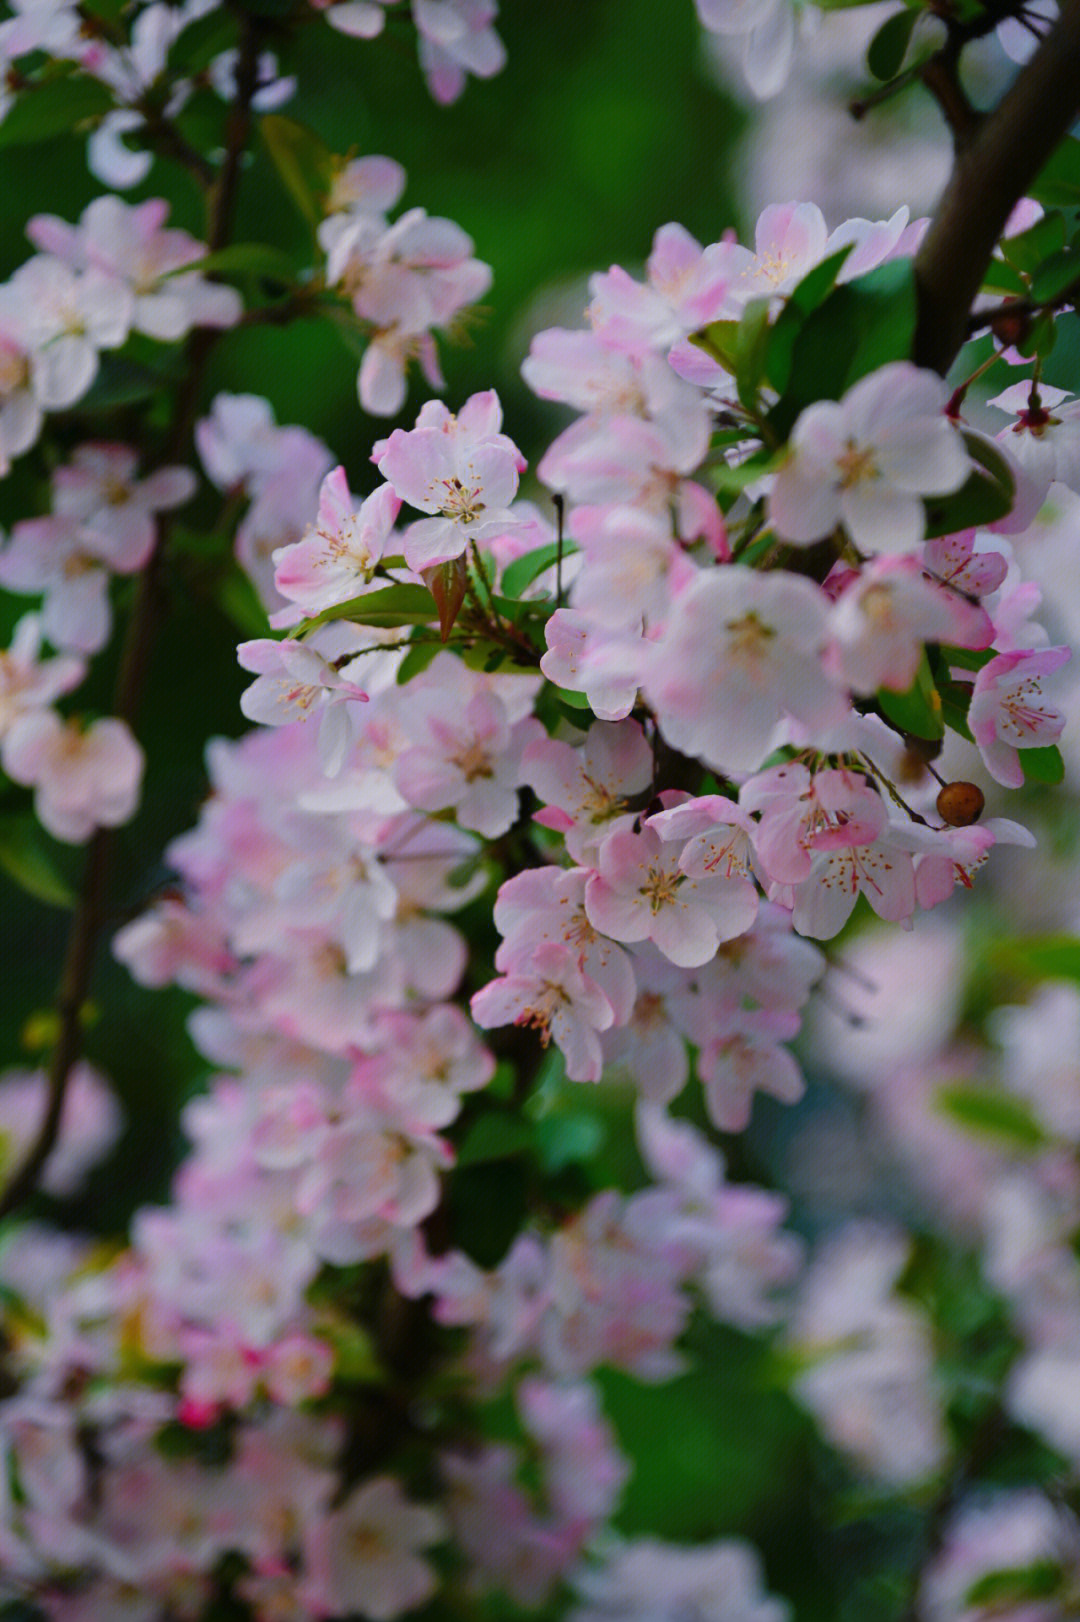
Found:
<box><xmin>734</xmin><ymin>297</ymin><xmax>772</xmax><ymax>411</ymax></box>
<box><xmin>765</xmin><ymin>245</ymin><xmax>853</xmax><ymax>396</ymax></box>
<box><xmin>216</xmin><ymin>571</ymin><xmax>269</xmax><ymax>637</ymax></box>
<box><xmin>456</xmin><ymin>1113</ymin><xmax>534</xmax><ymax>1167</ymax></box>
<box><xmin>76</xmin><ymin>357</ymin><xmax>177</xmax><ymax>412</ymax></box>
<box><xmin>689</xmin><ymin>320</ymin><xmax>738</xmax><ymax>373</ymax></box>
<box><xmin>1015</xmin><ymin>309</ymin><xmax>1057</xmax><ymax>361</ymax></box>
<box><xmin>941</xmin><ymin>645</ymin><xmax>996</xmax><ymax>673</ymax></box>
<box><xmin>989</xmin><ymin>933</ymin><xmax>1080</xmax><ymax>982</ymax></box>
<box><xmin>297</xmin><ymin>583</ymin><xmax>438</xmax><ymax>634</ymax></box>
<box><xmin>1020</xmin><ymin>743</ymin><xmax>1065</xmax><ymax>784</ymax></box>
<box><xmin>923</xmin><ymin>430</ymin><xmax>1015</xmax><ymax>536</ymax></box>
<box><xmin>170</xmin><ymin>243</ymin><xmax>303</xmax><ymax>284</ymax></box>
<box><xmin>965</xmin><ymin>1563</ymin><xmax>1062</xmax><ymax>1608</ymax></box>
<box><xmin>1031</xmin><ymin>138</ymin><xmax>1080</xmax><ymax>208</ymax></box>
<box><xmin>1000</xmin><ymin>210</ymin><xmax>1066</xmax><ymax>275</ymax></box>
<box><xmin>166</xmin><ymin>6</ymin><xmax>237</xmax><ymax>75</ymax></box>
<box><xmin>769</xmin><ymin>259</ymin><xmax>916</xmax><ymax>438</ymax></box>
<box><xmin>710</xmin><ymin>447</ymin><xmax>784</xmax><ymax>495</ymax></box>
<box><xmin>980</xmin><ymin>259</ymin><xmax>1028</xmax><ymax>297</ymax></box>
<box><xmin>535</xmin><ymin>1113</ymin><xmax>605</xmax><ymax>1173</ymax></box>
<box><xmin>395</xmin><ymin>639</ymin><xmax>442</xmax><ymax>684</ymax></box>
<box><xmin>866</xmin><ymin>6</ymin><xmax>918</xmax><ymax>79</ymax></box>
<box><xmin>876</xmin><ymin>654</ymin><xmax>943</xmax><ymax>739</ymax></box>
<box><xmin>0</xmin><ymin>76</ymin><xmax>114</xmax><ymax>147</ymax></box>
<box><xmin>1029</xmin><ymin>247</ymin><xmax>1080</xmax><ymax>306</ymax></box>
<box><xmin>459</xmin><ymin>639</ymin><xmax>539</xmax><ymax>676</ymax></box>
<box><xmin>500</xmin><ymin>541</ymin><xmax>575</xmax><ymax>600</ymax></box>
<box><xmin>259</xmin><ymin>114</ymin><xmax>334</xmax><ymax>227</ymax></box>
<box><xmin>937</xmin><ymin>1084</ymin><xmax>1046</xmax><ymax>1148</ymax></box>
<box><xmin>0</xmin><ymin>816</ymin><xmax>75</xmax><ymax>908</ymax></box>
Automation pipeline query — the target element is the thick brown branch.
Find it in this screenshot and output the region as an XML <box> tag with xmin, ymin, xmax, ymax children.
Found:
<box><xmin>914</xmin><ymin>0</ymin><xmax>1080</xmax><ymax>375</ymax></box>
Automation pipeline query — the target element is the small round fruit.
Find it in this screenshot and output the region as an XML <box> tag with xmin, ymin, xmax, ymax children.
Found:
<box><xmin>936</xmin><ymin>781</ymin><xmax>985</xmax><ymax>826</ymax></box>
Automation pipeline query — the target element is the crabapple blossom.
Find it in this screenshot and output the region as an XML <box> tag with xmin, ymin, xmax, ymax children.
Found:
<box><xmin>471</xmin><ymin>941</ymin><xmax>615</xmax><ymax>1083</ymax></box>
<box><xmin>569</xmin><ymin>1534</ymin><xmax>791</xmax><ymax>1622</ymax></box>
<box><xmin>412</xmin><ymin>0</ymin><xmax>506</xmax><ymax>104</ymax></box>
<box><xmin>377</xmin><ymin>390</ymin><xmax>524</xmax><ymax>571</ymax></box>
<box><xmin>989</xmin><ymin>380</ymin><xmax>1080</xmax><ymax>506</ymax></box>
<box><xmin>301</xmin><ymin>1476</ymin><xmax>444</xmax><ymax>1618</ymax></box>
<box><xmin>824</xmin><ymin>554</ymin><xmax>993</xmax><ymax>694</ymax></box>
<box><xmin>1</xmin><ymin>711</ymin><xmax>143</xmax><ymax>843</ymax></box>
<box><xmin>27</xmin><ymin>197</ymin><xmax>242</xmax><ymax>340</ymax></box>
<box><xmin>523</xmin><ymin>717</ymin><xmax>653</xmax><ymax>864</ymax></box>
<box><xmin>967</xmin><ymin>644</ymin><xmax>1070</xmax><ymax>787</ymax></box>
<box><xmin>492</xmin><ymin>867</ymin><xmax>638</xmax><ymax>1026</ymax></box>
<box><xmin>0</xmin><ymin>615</ymin><xmax>84</xmax><ymax>737</ymax></box>
<box><xmin>270</xmin><ymin>470</ymin><xmax>400</xmax><ymax>626</ymax></box>
<box><xmin>237</xmin><ymin>634</ymin><xmax>371</xmax><ymax>776</ymax></box>
<box><xmin>769</xmin><ymin>362</ymin><xmax>970</xmax><ymax>552</ymax></box>
<box><xmin>585</xmin><ymin>820</ymin><xmax>759</xmax><ymax>969</ymax></box>
<box><xmin>644</xmin><ymin>566</ymin><xmax>848</xmax><ymax>774</ymax></box>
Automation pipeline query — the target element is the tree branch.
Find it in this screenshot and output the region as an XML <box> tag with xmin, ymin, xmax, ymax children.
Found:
<box><xmin>914</xmin><ymin>0</ymin><xmax>1080</xmax><ymax>375</ymax></box>
<box><xmin>0</xmin><ymin>17</ymin><xmax>266</xmax><ymax>1226</ymax></box>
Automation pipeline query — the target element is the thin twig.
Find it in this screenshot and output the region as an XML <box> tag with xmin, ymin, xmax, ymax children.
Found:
<box><xmin>0</xmin><ymin>18</ymin><xmax>266</xmax><ymax>1224</ymax></box>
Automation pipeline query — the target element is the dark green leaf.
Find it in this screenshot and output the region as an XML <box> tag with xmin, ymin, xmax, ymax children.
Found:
<box><xmin>395</xmin><ymin>639</ymin><xmax>442</xmax><ymax>684</ymax></box>
<box><xmin>259</xmin><ymin>114</ymin><xmax>334</xmax><ymax>227</ymax></box>
<box><xmin>1001</xmin><ymin>210</ymin><xmax>1067</xmax><ymax>274</ymax></box>
<box><xmin>216</xmin><ymin>571</ymin><xmax>269</xmax><ymax>637</ymax></box>
<box><xmin>1020</xmin><ymin>743</ymin><xmax>1065</xmax><ymax>784</ymax></box>
<box><xmin>876</xmin><ymin>655</ymin><xmax>943</xmax><ymax>739</ymax></box>
<box><xmin>923</xmin><ymin>430</ymin><xmax>1015</xmax><ymax>536</ymax></box>
<box><xmin>166</xmin><ymin>6</ymin><xmax>237</xmax><ymax>75</ymax></box>
<box><xmin>0</xmin><ymin>76</ymin><xmax>114</xmax><ymax>147</ymax></box>
<box><xmin>455</xmin><ymin>1113</ymin><xmax>534</xmax><ymax>1167</ymax></box>
<box><xmin>77</xmin><ymin>357</ymin><xmax>177</xmax><ymax>412</ymax></box>
<box><xmin>965</xmin><ymin>1562</ymin><xmax>1062</xmax><ymax>1607</ymax></box>
<box><xmin>0</xmin><ymin>816</ymin><xmax>74</xmax><ymax>908</ymax></box>
<box><xmin>980</xmin><ymin>259</ymin><xmax>1028</xmax><ymax>297</ymax></box>
<box><xmin>535</xmin><ymin>1114</ymin><xmax>605</xmax><ymax>1172</ymax></box>
<box><xmin>941</xmin><ymin>645</ymin><xmax>995</xmax><ymax>673</ymax></box>
<box><xmin>765</xmin><ymin>245</ymin><xmax>853</xmax><ymax>396</ymax></box>
<box><xmin>1031</xmin><ymin>139</ymin><xmax>1080</xmax><ymax>209</ymax></box>
<box><xmin>170</xmin><ymin>243</ymin><xmax>304</xmax><ymax>284</ymax></box>
<box><xmin>937</xmin><ymin>1084</ymin><xmax>1046</xmax><ymax>1147</ymax></box>
<box><xmin>710</xmin><ymin>447</ymin><xmax>783</xmax><ymax>495</ymax></box>
<box><xmin>769</xmin><ymin>259</ymin><xmax>916</xmax><ymax>438</ymax></box>
<box><xmin>1030</xmin><ymin>248</ymin><xmax>1080</xmax><ymax>305</ymax></box>
<box><xmin>734</xmin><ymin>297</ymin><xmax>772</xmax><ymax>410</ymax></box>
<box><xmin>867</xmin><ymin>7</ymin><xmax>918</xmax><ymax>79</ymax></box>
<box><xmin>500</xmin><ymin>541</ymin><xmax>576</xmax><ymax>599</ymax></box>
<box><xmin>298</xmin><ymin>583</ymin><xmax>438</xmax><ymax>633</ymax></box>
<box><xmin>1016</xmin><ymin>309</ymin><xmax>1057</xmax><ymax>360</ymax></box>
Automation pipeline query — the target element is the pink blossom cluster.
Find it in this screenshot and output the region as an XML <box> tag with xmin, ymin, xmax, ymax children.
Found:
<box><xmin>196</xmin><ymin>393</ymin><xmax>336</xmax><ymax>608</ymax></box>
<box><xmin>400</xmin><ymin>1104</ymin><xmax>801</xmax><ymax>1386</ymax></box>
<box><xmin>0</xmin><ymin>201</ymin><xmax>240</xmax><ymax>478</ymax></box>
<box><xmin>0</xmin><ymin>0</ymin><xmax>293</xmax><ymax>189</ymax></box>
<box><xmin>319</xmin><ymin>156</ymin><xmax>493</xmax><ymax>414</ymax></box>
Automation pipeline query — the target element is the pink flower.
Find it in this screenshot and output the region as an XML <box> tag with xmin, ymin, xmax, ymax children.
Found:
<box><xmin>302</xmin><ymin>1475</ymin><xmax>444</xmax><ymax>1619</ymax></box>
<box><xmin>471</xmin><ymin>941</ymin><xmax>615</xmax><ymax>1083</ymax></box>
<box><xmin>770</xmin><ymin>362</ymin><xmax>970</xmax><ymax>553</ymax></box>
<box><xmin>2</xmin><ymin>710</ymin><xmax>143</xmax><ymax>842</ymax></box>
<box><xmin>237</xmin><ymin>637</ymin><xmax>370</xmax><ymax>776</ymax></box>
<box><xmin>377</xmin><ymin>390</ymin><xmax>524</xmax><ymax>571</ymax></box>
<box><xmin>967</xmin><ymin>644</ymin><xmax>1070</xmax><ymax>787</ymax></box>
<box><xmin>644</xmin><ymin>567</ymin><xmax>848</xmax><ymax>774</ymax></box>
<box><xmin>271</xmin><ymin>471</ymin><xmax>400</xmax><ymax>626</ymax></box>
<box><xmin>824</xmin><ymin>554</ymin><xmax>992</xmax><ymax>696</ymax></box>
<box><xmin>585</xmin><ymin>820</ymin><xmax>758</xmax><ymax>969</ymax></box>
